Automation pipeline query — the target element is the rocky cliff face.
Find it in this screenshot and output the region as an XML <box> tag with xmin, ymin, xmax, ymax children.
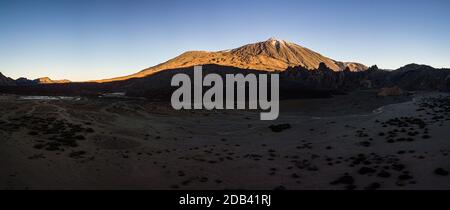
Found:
<box><xmin>281</xmin><ymin>63</ymin><xmax>450</xmax><ymax>92</ymax></box>
<box><xmin>92</xmin><ymin>63</ymin><xmax>450</xmax><ymax>100</ymax></box>
<box><xmin>382</xmin><ymin>64</ymin><xmax>450</xmax><ymax>91</ymax></box>
<box><xmin>0</xmin><ymin>74</ymin><xmax>71</xmax><ymax>86</ymax></box>
<box><xmin>281</xmin><ymin>63</ymin><xmax>370</xmax><ymax>90</ymax></box>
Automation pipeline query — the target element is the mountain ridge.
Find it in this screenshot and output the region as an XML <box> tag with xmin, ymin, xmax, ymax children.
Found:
<box><xmin>34</xmin><ymin>77</ymin><xmax>71</xmax><ymax>84</ymax></box>
<box><xmin>94</xmin><ymin>38</ymin><xmax>368</xmax><ymax>83</ymax></box>
<box><xmin>0</xmin><ymin>75</ymin><xmax>71</xmax><ymax>86</ymax></box>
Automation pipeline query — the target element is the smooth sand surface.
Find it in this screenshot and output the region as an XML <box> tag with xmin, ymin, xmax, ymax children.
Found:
<box><xmin>1</xmin><ymin>90</ymin><xmax>449</xmax><ymax>190</ymax></box>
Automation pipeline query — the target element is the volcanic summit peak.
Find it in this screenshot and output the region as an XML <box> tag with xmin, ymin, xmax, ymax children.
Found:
<box><xmin>94</xmin><ymin>38</ymin><xmax>368</xmax><ymax>82</ymax></box>
<box><xmin>266</xmin><ymin>37</ymin><xmax>290</xmax><ymax>45</ymax></box>
<box><xmin>267</xmin><ymin>37</ymin><xmax>285</xmax><ymax>42</ymax></box>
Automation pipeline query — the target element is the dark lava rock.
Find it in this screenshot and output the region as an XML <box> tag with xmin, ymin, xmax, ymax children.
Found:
<box><xmin>28</xmin><ymin>131</ymin><xmax>39</xmax><ymax>136</ymax></box>
<box><xmin>359</xmin><ymin>167</ymin><xmax>377</xmax><ymax>175</ymax></box>
<box><xmin>74</xmin><ymin>135</ymin><xmax>86</xmax><ymax>140</ymax></box>
<box><xmin>69</xmin><ymin>151</ymin><xmax>86</xmax><ymax>159</ymax></box>
<box><xmin>346</xmin><ymin>185</ymin><xmax>357</xmax><ymax>190</ymax></box>
<box><xmin>377</xmin><ymin>170</ymin><xmax>391</xmax><ymax>178</ymax></box>
<box><xmin>330</xmin><ymin>174</ymin><xmax>355</xmax><ymax>186</ymax></box>
<box><xmin>86</xmin><ymin>128</ymin><xmax>95</xmax><ymax>133</ymax></box>
<box><xmin>398</xmin><ymin>174</ymin><xmax>413</xmax><ymax>181</ymax></box>
<box><xmin>365</xmin><ymin>182</ymin><xmax>381</xmax><ymax>190</ymax></box>
<box><xmin>392</xmin><ymin>164</ymin><xmax>406</xmax><ymax>171</ymax></box>
<box><xmin>359</xmin><ymin>141</ymin><xmax>371</xmax><ymax>147</ymax></box>
<box><xmin>269</xmin><ymin>124</ymin><xmax>292</xmax><ymax>133</ymax></box>
<box><xmin>434</xmin><ymin>168</ymin><xmax>449</xmax><ymax>176</ymax></box>
<box><xmin>33</xmin><ymin>144</ymin><xmax>45</xmax><ymax>150</ymax></box>
<box><xmin>199</xmin><ymin>177</ymin><xmax>209</xmax><ymax>183</ymax></box>
<box><xmin>274</xmin><ymin>185</ymin><xmax>287</xmax><ymax>191</ymax></box>
<box><xmin>291</xmin><ymin>173</ymin><xmax>300</xmax><ymax>179</ymax></box>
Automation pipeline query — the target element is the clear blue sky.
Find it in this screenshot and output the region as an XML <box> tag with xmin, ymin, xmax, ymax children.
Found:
<box><xmin>1</xmin><ymin>0</ymin><xmax>449</xmax><ymax>81</ymax></box>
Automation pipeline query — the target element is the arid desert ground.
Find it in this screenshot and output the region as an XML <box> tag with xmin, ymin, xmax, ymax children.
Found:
<box><xmin>1</xmin><ymin>90</ymin><xmax>450</xmax><ymax>190</ymax></box>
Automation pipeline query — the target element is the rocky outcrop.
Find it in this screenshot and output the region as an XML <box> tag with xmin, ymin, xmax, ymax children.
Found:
<box><xmin>335</xmin><ymin>62</ymin><xmax>368</xmax><ymax>72</ymax></box>
<box><xmin>373</xmin><ymin>64</ymin><xmax>450</xmax><ymax>91</ymax></box>
<box><xmin>0</xmin><ymin>74</ymin><xmax>71</xmax><ymax>86</ymax></box>
<box><xmin>445</xmin><ymin>75</ymin><xmax>450</xmax><ymax>91</ymax></box>
<box><xmin>281</xmin><ymin>62</ymin><xmax>370</xmax><ymax>90</ymax></box>
<box><xmin>281</xmin><ymin>63</ymin><xmax>450</xmax><ymax>92</ymax></box>
<box><xmin>15</xmin><ymin>77</ymin><xmax>36</xmax><ymax>86</ymax></box>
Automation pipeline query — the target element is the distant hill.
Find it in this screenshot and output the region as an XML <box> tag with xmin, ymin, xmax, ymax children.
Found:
<box><xmin>282</xmin><ymin>63</ymin><xmax>450</xmax><ymax>92</ymax></box>
<box><xmin>0</xmin><ymin>75</ymin><xmax>71</xmax><ymax>86</ymax></box>
<box><xmin>34</xmin><ymin>77</ymin><xmax>71</xmax><ymax>84</ymax></box>
<box><xmin>95</xmin><ymin>38</ymin><xmax>367</xmax><ymax>83</ymax></box>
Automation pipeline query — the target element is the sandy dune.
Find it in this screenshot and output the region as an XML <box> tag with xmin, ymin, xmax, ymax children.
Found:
<box><xmin>95</xmin><ymin>38</ymin><xmax>367</xmax><ymax>83</ymax></box>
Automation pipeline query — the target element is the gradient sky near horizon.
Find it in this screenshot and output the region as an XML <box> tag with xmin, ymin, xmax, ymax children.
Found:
<box><xmin>1</xmin><ymin>0</ymin><xmax>449</xmax><ymax>81</ymax></box>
